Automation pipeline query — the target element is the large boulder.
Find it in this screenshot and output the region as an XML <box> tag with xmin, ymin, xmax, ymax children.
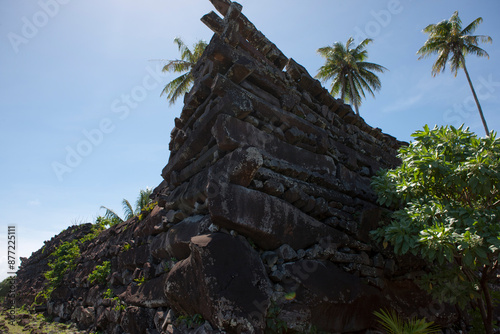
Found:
<box><xmin>151</xmin><ymin>215</ymin><xmax>209</xmax><ymax>260</ymax></box>
<box><xmin>281</xmin><ymin>260</ymin><xmax>383</xmax><ymax>332</ymax></box>
<box><xmin>208</xmin><ymin>183</ymin><xmax>348</xmax><ymax>250</ymax></box>
<box><xmin>165</xmin><ymin>233</ymin><xmax>272</xmax><ymax>333</ymax></box>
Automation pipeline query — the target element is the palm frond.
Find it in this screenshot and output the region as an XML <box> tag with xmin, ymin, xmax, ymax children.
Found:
<box><xmin>192</xmin><ymin>40</ymin><xmax>208</xmax><ymax>62</ymax></box>
<box><xmin>160</xmin><ymin>37</ymin><xmax>207</xmax><ymax>106</ymax></box>
<box><xmin>463</xmin><ymin>43</ymin><xmax>490</xmax><ymax>59</ymax></box>
<box><xmin>461</xmin><ymin>16</ymin><xmax>482</xmax><ymax>36</ymax></box>
<box><xmin>317</xmin><ymin>46</ymin><xmax>334</xmax><ymax>58</ymax></box>
<box><xmin>173</xmin><ymin>37</ymin><xmax>193</xmax><ymax>62</ymax></box>
<box><xmin>353</xmin><ymin>38</ymin><xmax>373</xmax><ymax>54</ymax></box>
<box><xmin>374</xmin><ymin>309</ymin><xmax>404</xmax><ymax>334</ymax></box>
<box><xmin>374</xmin><ymin>309</ymin><xmax>441</xmax><ymax>334</ymax></box>
<box><xmin>100</xmin><ymin>206</ymin><xmax>124</xmax><ymax>223</ymax></box>
<box><xmin>162</xmin><ymin>60</ymin><xmax>193</xmax><ymax>74</ymax></box>
<box><xmin>161</xmin><ymin>72</ymin><xmax>193</xmax><ymax>105</ymax></box>
<box><xmin>122</xmin><ymin>199</ymin><xmax>134</xmax><ymax>221</ymax></box>
<box><xmin>358</xmin><ymin>61</ymin><xmax>388</xmax><ymax>73</ymax></box>
<box><xmin>345</xmin><ymin>37</ymin><xmax>355</xmax><ymax>50</ymax></box>
<box><xmin>136</xmin><ymin>188</ymin><xmax>153</xmax><ymax>213</ymax></box>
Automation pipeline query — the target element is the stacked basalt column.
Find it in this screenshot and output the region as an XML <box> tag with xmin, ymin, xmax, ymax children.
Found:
<box><xmin>14</xmin><ymin>1</ymin><xmax>457</xmax><ymax>333</ymax></box>
<box><xmin>152</xmin><ymin>0</ymin><xmax>455</xmax><ymax>332</ymax></box>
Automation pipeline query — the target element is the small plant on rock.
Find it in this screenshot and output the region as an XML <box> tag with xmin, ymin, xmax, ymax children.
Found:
<box><xmin>88</xmin><ymin>261</ymin><xmax>111</xmax><ymax>285</ymax></box>
<box><xmin>103</xmin><ymin>288</ymin><xmax>115</xmax><ymax>299</ymax></box>
<box><xmin>374</xmin><ymin>309</ymin><xmax>440</xmax><ymax>334</ymax></box>
<box><xmin>35</xmin><ymin>239</ymin><xmax>81</xmax><ymax>305</ymax></box>
<box><xmin>175</xmin><ymin>313</ymin><xmax>204</xmax><ymax>328</ymax></box>
<box><xmin>138</xmin><ymin>201</ymin><xmax>158</xmax><ymax>221</ymax></box>
<box><xmin>133</xmin><ymin>276</ymin><xmax>146</xmax><ymax>286</ymax></box>
<box><xmin>265</xmin><ymin>304</ymin><xmax>288</xmax><ymax>334</ymax></box>
<box><xmin>121</xmin><ymin>242</ymin><xmax>131</xmax><ymax>252</ymax></box>
<box><xmin>113</xmin><ymin>297</ymin><xmax>127</xmax><ymax>312</ymax></box>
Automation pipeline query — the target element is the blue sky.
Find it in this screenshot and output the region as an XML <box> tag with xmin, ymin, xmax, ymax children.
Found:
<box><xmin>1</xmin><ymin>0</ymin><xmax>499</xmax><ymax>280</ymax></box>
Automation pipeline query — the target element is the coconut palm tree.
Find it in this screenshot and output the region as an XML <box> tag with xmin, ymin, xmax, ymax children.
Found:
<box><xmin>100</xmin><ymin>188</ymin><xmax>153</xmax><ymax>223</ymax></box>
<box><xmin>161</xmin><ymin>37</ymin><xmax>207</xmax><ymax>105</ymax></box>
<box><xmin>417</xmin><ymin>11</ymin><xmax>492</xmax><ymax>136</ymax></box>
<box><xmin>315</xmin><ymin>37</ymin><xmax>387</xmax><ymax>116</ymax></box>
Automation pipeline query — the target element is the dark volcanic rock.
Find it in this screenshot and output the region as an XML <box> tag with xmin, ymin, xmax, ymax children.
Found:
<box><xmin>282</xmin><ymin>260</ymin><xmax>383</xmax><ymax>332</ymax></box>
<box><xmin>151</xmin><ymin>215</ymin><xmax>208</xmax><ymax>260</ymax></box>
<box><xmin>119</xmin><ymin>274</ymin><xmax>169</xmax><ymax>308</ymax></box>
<box><xmin>121</xmin><ymin>306</ymin><xmax>155</xmax><ymax>334</ymax></box>
<box><xmin>165</xmin><ymin>233</ymin><xmax>272</xmax><ymax>332</ymax></box>
<box><xmin>208</xmin><ymin>183</ymin><xmax>349</xmax><ymax>250</ymax></box>
<box><xmin>13</xmin><ymin>0</ymin><xmax>461</xmax><ymax>333</ymax></box>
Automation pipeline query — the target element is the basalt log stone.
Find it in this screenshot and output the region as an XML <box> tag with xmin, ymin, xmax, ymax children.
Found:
<box><xmin>281</xmin><ymin>260</ymin><xmax>383</xmax><ymax>332</ymax></box>
<box><xmin>207</xmin><ymin>183</ymin><xmax>348</xmax><ymax>250</ymax></box>
<box><xmin>165</xmin><ymin>233</ymin><xmax>272</xmax><ymax>332</ymax></box>
<box><xmin>13</xmin><ymin>0</ymin><xmax>461</xmax><ymax>333</ymax></box>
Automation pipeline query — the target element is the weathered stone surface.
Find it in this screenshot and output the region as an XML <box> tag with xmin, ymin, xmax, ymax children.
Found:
<box><xmin>276</xmin><ymin>244</ymin><xmax>297</xmax><ymax>261</ymax></box>
<box><xmin>119</xmin><ymin>274</ymin><xmax>169</xmax><ymax>308</ymax></box>
<box><xmin>164</xmin><ymin>215</ymin><xmax>209</xmax><ymax>260</ymax></box>
<box><xmin>282</xmin><ymin>260</ymin><xmax>383</xmax><ymax>332</ymax></box>
<box><xmin>165</xmin><ymin>233</ymin><xmax>271</xmax><ymax>332</ymax></box>
<box><xmin>121</xmin><ymin>306</ymin><xmax>155</xmax><ymax>334</ymax></box>
<box><xmin>208</xmin><ymin>183</ymin><xmax>349</xmax><ymax>250</ymax></box>
<box><xmin>210</xmin><ymin>146</ymin><xmax>263</xmax><ymax>188</ymax></box>
<box><xmin>14</xmin><ymin>0</ymin><xmax>461</xmax><ymax>333</ymax></box>
<box><xmin>118</xmin><ymin>244</ymin><xmax>150</xmax><ymax>270</ymax></box>
<box><xmin>134</xmin><ymin>206</ymin><xmax>168</xmax><ymax>237</ymax></box>
<box><xmin>71</xmin><ymin>306</ymin><xmax>95</xmax><ymax>329</ymax></box>
<box><xmin>212</xmin><ymin>114</ymin><xmax>336</xmax><ymax>175</ymax></box>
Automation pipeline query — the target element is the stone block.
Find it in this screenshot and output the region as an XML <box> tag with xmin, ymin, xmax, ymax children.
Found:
<box><xmin>208</xmin><ymin>183</ymin><xmax>349</xmax><ymax>250</ymax></box>
<box><xmin>165</xmin><ymin>233</ymin><xmax>271</xmax><ymax>332</ymax></box>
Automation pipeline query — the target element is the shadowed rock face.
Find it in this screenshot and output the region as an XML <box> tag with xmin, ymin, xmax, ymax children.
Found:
<box><xmin>165</xmin><ymin>233</ymin><xmax>272</xmax><ymax>333</ymax></box>
<box><xmin>14</xmin><ymin>0</ymin><xmax>459</xmax><ymax>333</ymax></box>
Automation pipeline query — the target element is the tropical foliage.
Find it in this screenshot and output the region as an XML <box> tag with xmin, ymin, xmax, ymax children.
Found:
<box><xmin>35</xmin><ymin>218</ymin><xmax>111</xmax><ymax>305</ymax></box>
<box><xmin>88</xmin><ymin>261</ymin><xmax>111</xmax><ymax>285</ymax></box>
<box><xmin>101</xmin><ymin>188</ymin><xmax>153</xmax><ymax>223</ymax></box>
<box><xmin>0</xmin><ymin>277</ymin><xmax>12</xmax><ymax>301</ymax></box>
<box><xmin>161</xmin><ymin>37</ymin><xmax>208</xmax><ymax>105</ymax></box>
<box><xmin>417</xmin><ymin>11</ymin><xmax>492</xmax><ymax>136</ymax></box>
<box><xmin>374</xmin><ymin>309</ymin><xmax>440</xmax><ymax>334</ymax></box>
<box><xmin>371</xmin><ymin>125</ymin><xmax>500</xmax><ymax>334</ymax></box>
<box><xmin>316</xmin><ymin>37</ymin><xmax>387</xmax><ymax>116</ymax></box>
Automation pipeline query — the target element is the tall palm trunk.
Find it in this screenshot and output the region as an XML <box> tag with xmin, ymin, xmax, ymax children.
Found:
<box><xmin>340</xmin><ymin>75</ymin><xmax>346</xmax><ymax>102</ymax></box>
<box><xmin>462</xmin><ymin>58</ymin><xmax>490</xmax><ymax>136</ymax></box>
<box><xmin>348</xmin><ymin>73</ymin><xmax>359</xmax><ymax>115</ymax></box>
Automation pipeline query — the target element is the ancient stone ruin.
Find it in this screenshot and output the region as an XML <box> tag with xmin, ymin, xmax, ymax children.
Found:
<box><xmin>15</xmin><ymin>0</ymin><xmax>457</xmax><ymax>333</ymax></box>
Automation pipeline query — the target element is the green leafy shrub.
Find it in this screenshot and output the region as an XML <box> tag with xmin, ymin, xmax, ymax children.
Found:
<box><xmin>103</xmin><ymin>288</ymin><xmax>115</xmax><ymax>299</ymax></box>
<box><xmin>371</xmin><ymin>125</ymin><xmax>500</xmax><ymax>333</ymax></box>
<box><xmin>88</xmin><ymin>261</ymin><xmax>111</xmax><ymax>285</ymax></box>
<box><xmin>35</xmin><ymin>239</ymin><xmax>81</xmax><ymax>304</ymax></box>
<box><xmin>35</xmin><ymin>216</ymin><xmax>113</xmax><ymax>305</ymax></box>
<box><xmin>138</xmin><ymin>201</ymin><xmax>158</xmax><ymax>221</ymax></box>
<box><xmin>113</xmin><ymin>297</ymin><xmax>126</xmax><ymax>312</ymax></box>
<box><xmin>0</xmin><ymin>277</ymin><xmax>12</xmax><ymax>301</ymax></box>
<box><xmin>80</xmin><ymin>217</ymin><xmax>109</xmax><ymax>243</ymax></box>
